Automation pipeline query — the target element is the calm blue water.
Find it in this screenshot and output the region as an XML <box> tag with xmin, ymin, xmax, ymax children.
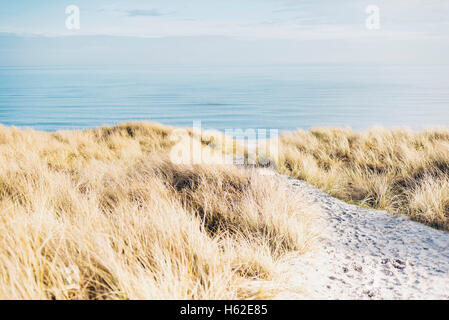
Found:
<box><xmin>0</xmin><ymin>65</ymin><xmax>448</xmax><ymax>132</ymax></box>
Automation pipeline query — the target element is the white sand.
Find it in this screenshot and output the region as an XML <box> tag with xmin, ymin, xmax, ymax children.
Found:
<box><xmin>268</xmin><ymin>172</ymin><xmax>449</xmax><ymax>300</ymax></box>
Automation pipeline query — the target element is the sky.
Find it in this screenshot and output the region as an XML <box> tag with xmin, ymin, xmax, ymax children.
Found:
<box><xmin>0</xmin><ymin>0</ymin><xmax>448</xmax><ymax>65</ymax></box>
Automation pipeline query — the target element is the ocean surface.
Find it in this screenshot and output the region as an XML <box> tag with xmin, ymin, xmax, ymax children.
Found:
<box><xmin>0</xmin><ymin>65</ymin><xmax>448</xmax><ymax>132</ymax></box>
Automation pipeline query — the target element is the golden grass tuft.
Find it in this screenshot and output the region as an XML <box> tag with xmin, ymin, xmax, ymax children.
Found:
<box><xmin>0</xmin><ymin>122</ymin><xmax>318</xmax><ymax>300</ymax></box>
<box><xmin>278</xmin><ymin>126</ymin><xmax>449</xmax><ymax>230</ymax></box>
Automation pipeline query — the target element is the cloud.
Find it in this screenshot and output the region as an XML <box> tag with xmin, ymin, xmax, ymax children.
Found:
<box><xmin>127</xmin><ymin>9</ymin><xmax>167</xmax><ymax>17</ymax></box>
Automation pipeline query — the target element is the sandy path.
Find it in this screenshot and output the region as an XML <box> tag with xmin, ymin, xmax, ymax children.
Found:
<box><xmin>272</xmin><ymin>174</ymin><xmax>449</xmax><ymax>300</ymax></box>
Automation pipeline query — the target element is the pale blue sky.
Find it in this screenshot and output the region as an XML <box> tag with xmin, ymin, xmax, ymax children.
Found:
<box><xmin>0</xmin><ymin>0</ymin><xmax>448</xmax><ymax>65</ymax></box>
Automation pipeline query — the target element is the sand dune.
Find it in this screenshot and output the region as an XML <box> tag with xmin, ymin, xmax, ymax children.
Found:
<box><xmin>273</xmin><ymin>173</ymin><xmax>449</xmax><ymax>299</ymax></box>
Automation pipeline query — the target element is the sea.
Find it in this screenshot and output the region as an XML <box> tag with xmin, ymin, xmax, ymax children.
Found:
<box><xmin>0</xmin><ymin>64</ymin><xmax>448</xmax><ymax>132</ymax></box>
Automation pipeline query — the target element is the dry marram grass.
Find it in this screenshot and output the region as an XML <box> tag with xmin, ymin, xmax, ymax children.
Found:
<box><xmin>3</xmin><ymin>121</ymin><xmax>447</xmax><ymax>299</ymax></box>
<box><xmin>278</xmin><ymin>127</ymin><xmax>449</xmax><ymax>230</ymax></box>
<box><xmin>0</xmin><ymin>123</ymin><xmax>318</xmax><ymax>300</ymax></box>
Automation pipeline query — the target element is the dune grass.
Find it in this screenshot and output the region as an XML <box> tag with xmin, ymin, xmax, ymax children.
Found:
<box><xmin>3</xmin><ymin>121</ymin><xmax>447</xmax><ymax>300</ymax></box>
<box><xmin>278</xmin><ymin>127</ymin><xmax>449</xmax><ymax>230</ymax></box>
<box><xmin>0</xmin><ymin>123</ymin><xmax>318</xmax><ymax>300</ymax></box>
